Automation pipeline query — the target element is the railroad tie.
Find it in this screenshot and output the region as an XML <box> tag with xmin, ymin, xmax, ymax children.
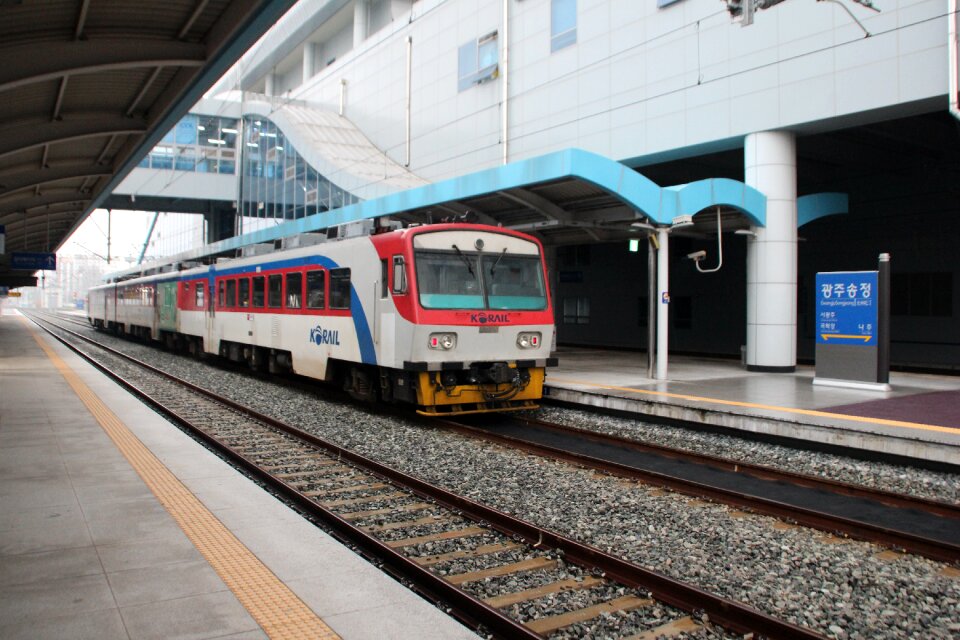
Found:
<box><xmin>387</xmin><ymin>526</ymin><xmax>488</xmax><ymax>549</ymax></box>
<box><xmin>340</xmin><ymin>502</ymin><xmax>434</xmax><ymax>520</ymax></box>
<box><xmin>362</xmin><ymin>514</ymin><xmax>455</xmax><ymax>534</ymax></box>
<box><xmin>413</xmin><ymin>541</ymin><xmax>522</xmax><ymax>567</ymax></box>
<box><xmin>484</xmin><ymin>576</ymin><xmax>606</xmax><ymax>608</ymax></box>
<box><xmin>623</xmin><ymin>616</ymin><xmax>700</xmax><ymax>640</ymax></box>
<box><xmin>445</xmin><ymin>557</ymin><xmax>558</xmax><ymax>586</ymax></box>
<box><xmin>319</xmin><ymin>491</ymin><xmax>406</xmax><ymax>508</ymax></box>
<box><xmin>524</xmin><ymin>595</ymin><xmax>653</xmax><ymax>635</ymax></box>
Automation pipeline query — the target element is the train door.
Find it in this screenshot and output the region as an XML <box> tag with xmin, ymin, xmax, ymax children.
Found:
<box><xmin>157</xmin><ymin>281</ymin><xmax>177</xmax><ymax>336</ymax></box>
<box><xmin>376</xmin><ymin>256</ymin><xmax>405</xmax><ymax>366</ymax></box>
<box><xmin>238</xmin><ymin>276</ymin><xmax>254</xmax><ymax>345</ymax></box>
<box><xmin>206</xmin><ymin>275</ymin><xmax>217</xmax><ymax>355</ymax></box>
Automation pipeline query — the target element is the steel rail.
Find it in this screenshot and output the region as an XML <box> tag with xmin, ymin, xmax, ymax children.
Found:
<box><xmin>438</xmin><ymin>417</ymin><xmax>960</xmax><ymax>565</ymax></box>
<box><xmin>517</xmin><ymin>416</ymin><xmax>960</xmax><ymax>519</ymax></box>
<box><xmin>30</xmin><ymin>314</ymin><xmax>826</xmax><ymax>640</ymax></box>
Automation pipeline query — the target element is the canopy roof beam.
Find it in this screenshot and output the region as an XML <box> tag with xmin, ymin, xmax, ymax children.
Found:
<box><xmin>0</xmin><ymin>40</ymin><xmax>207</xmax><ymax>93</ymax></box>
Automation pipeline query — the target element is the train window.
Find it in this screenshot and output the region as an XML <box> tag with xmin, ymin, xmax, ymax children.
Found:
<box><xmin>329</xmin><ymin>268</ymin><xmax>351</xmax><ymax>309</ymax></box>
<box><xmin>286</xmin><ymin>272</ymin><xmax>302</xmax><ymax>309</ymax></box>
<box><xmin>252</xmin><ymin>276</ymin><xmax>265</xmax><ymax>308</ymax></box>
<box><xmin>218</xmin><ymin>280</ymin><xmax>225</xmax><ymax>307</ymax></box>
<box><xmin>268</xmin><ymin>275</ymin><xmax>282</xmax><ymax>308</ymax></box>
<box><xmin>238</xmin><ymin>277</ymin><xmax>250</xmax><ymax>307</ymax></box>
<box><xmin>392</xmin><ymin>256</ymin><xmax>407</xmax><ymax>294</ymax></box>
<box><xmin>306</xmin><ymin>270</ymin><xmax>325</xmax><ymax>309</ymax></box>
<box><xmin>226</xmin><ymin>279</ymin><xmax>236</xmax><ymax>307</ymax></box>
<box><xmin>195</xmin><ymin>283</ymin><xmax>204</xmax><ymax>308</ymax></box>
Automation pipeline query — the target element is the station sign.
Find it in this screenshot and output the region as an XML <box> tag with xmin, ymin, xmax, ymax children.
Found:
<box><xmin>815</xmin><ymin>271</ymin><xmax>877</xmax><ymax>346</ymax></box>
<box><xmin>814</xmin><ymin>268</ymin><xmax>888</xmax><ymax>389</ymax></box>
<box><xmin>10</xmin><ymin>251</ymin><xmax>57</xmax><ymax>271</ymax></box>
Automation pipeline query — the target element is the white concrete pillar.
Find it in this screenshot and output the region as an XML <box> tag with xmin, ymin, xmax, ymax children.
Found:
<box><xmin>264</xmin><ymin>72</ymin><xmax>276</xmax><ymax>96</ymax></box>
<box><xmin>303</xmin><ymin>42</ymin><xmax>316</xmax><ymax>84</ymax></box>
<box><xmin>745</xmin><ymin>131</ymin><xmax>797</xmax><ymax>372</ymax></box>
<box><xmin>655</xmin><ymin>227</ymin><xmax>670</xmax><ymax>380</ymax></box>
<box><xmin>353</xmin><ymin>0</ymin><xmax>369</xmax><ymax>48</ymax></box>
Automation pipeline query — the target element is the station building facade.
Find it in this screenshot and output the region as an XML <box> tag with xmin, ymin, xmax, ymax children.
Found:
<box><xmin>153</xmin><ymin>0</ymin><xmax>957</xmax><ymax>371</ymax></box>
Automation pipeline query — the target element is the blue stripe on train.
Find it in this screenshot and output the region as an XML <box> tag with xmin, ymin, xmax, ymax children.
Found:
<box><xmin>204</xmin><ymin>255</ymin><xmax>377</xmax><ymax>366</ymax></box>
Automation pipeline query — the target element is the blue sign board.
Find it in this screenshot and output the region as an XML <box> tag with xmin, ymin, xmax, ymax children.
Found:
<box><xmin>11</xmin><ymin>251</ymin><xmax>57</xmax><ymax>271</ymax></box>
<box><xmin>815</xmin><ymin>271</ymin><xmax>877</xmax><ymax>345</ymax></box>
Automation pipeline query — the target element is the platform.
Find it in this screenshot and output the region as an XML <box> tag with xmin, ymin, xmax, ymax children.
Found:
<box><xmin>545</xmin><ymin>347</ymin><xmax>960</xmax><ymax>468</ymax></box>
<box><xmin>0</xmin><ymin>310</ymin><xmax>477</xmax><ymax>640</ymax></box>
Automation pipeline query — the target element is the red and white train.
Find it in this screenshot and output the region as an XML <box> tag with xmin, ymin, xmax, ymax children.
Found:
<box><xmin>87</xmin><ymin>223</ymin><xmax>557</xmax><ymax>415</ymax></box>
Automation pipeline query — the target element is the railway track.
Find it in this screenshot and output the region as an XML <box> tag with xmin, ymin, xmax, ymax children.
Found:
<box><xmin>440</xmin><ymin>415</ymin><xmax>960</xmax><ymax>565</ymax></box>
<box><xmin>27</xmin><ymin>312</ymin><xmax>826</xmax><ymax>639</ymax></box>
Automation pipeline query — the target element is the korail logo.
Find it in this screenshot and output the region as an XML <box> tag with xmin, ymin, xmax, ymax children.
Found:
<box><xmin>309</xmin><ymin>325</ymin><xmax>341</xmax><ymax>346</ymax></box>
<box><xmin>470</xmin><ymin>312</ymin><xmax>510</xmax><ymax>324</ymax></box>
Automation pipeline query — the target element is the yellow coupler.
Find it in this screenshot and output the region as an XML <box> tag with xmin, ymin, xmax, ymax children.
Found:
<box><xmin>416</xmin><ymin>367</ymin><xmax>545</xmax><ymax>416</ymax></box>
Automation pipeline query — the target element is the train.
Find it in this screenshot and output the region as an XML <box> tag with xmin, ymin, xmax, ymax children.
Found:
<box><xmin>87</xmin><ymin>222</ymin><xmax>557</xmax><ymax>415</ymax></box>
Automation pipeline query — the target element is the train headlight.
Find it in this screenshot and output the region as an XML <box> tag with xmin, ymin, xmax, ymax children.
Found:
<box><xmin>429</xmin><ymin>333</ymin><xmax>457</xmax><ymax>350</ymax></box>
<box><xmin>516</xmin><ymin>332</ymin><xmax>541</xmax><ymax>349</ymax></box>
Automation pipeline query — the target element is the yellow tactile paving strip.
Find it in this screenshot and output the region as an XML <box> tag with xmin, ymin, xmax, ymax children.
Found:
<box><xmin>25</xmin><ymin>319</ymin><xmax>341</xmax><ymax>640</ymax></box>
<box><xmin>550</xmin><ymin>376</ymin><xmax>960</xmax><ymax>436</ymax></box>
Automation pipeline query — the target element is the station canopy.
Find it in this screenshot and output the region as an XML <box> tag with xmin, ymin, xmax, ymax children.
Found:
<box><xmin>0</xmin><ymin>0</ymin><xmax>296</xmax><ymax>288</ymax></box>
<box><xmin>101</xmin><ymin>147</ymin><xmax>770</xmax><ymax>284</ymax></box>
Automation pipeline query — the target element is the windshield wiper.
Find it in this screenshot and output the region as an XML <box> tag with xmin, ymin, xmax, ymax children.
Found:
<box><xmin>451</xmin><ymin>244</ymin><xmax>475</xmax><ymax>277</ymax></box>
<box><xmin>489</xmin><ymin>248</ymin><xmax>508</xmax><ymax>276</ymax></box>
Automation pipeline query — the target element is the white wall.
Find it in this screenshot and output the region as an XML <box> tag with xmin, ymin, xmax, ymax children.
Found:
<box><xmin>251</xmin><ymin>0</ymin><xmax>947</xmax><ymax>182</ymax></box>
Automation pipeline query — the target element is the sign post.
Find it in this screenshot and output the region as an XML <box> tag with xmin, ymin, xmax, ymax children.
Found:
<box><xmin>813</xmin><ymin>261</ymin><xmax>890</xmax><ymax>390</ymax></box>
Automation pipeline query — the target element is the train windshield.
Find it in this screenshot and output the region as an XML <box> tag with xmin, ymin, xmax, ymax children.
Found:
<box><xmin>415</xmin><ymin>246</ymin><xmax>547</xmax><ymax>311</ymax></box>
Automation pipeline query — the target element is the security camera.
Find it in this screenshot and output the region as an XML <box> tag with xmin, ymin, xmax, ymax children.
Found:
<box><xmin>686</xmin><ymin>250</ymin><xmax>707</xmax><ymax>261</ymax></box>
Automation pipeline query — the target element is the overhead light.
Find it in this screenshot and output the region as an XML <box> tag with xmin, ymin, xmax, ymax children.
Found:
<box><xmin>246</xmin><ymin>142</ymin><xmax>259</xmax><ymax>148</ymax></box>
<box><xmin>197</xmin><ymin>125</ymin><xmax>206</xmax><ymax>131</ymax></box>
<box><xmin>735</xmin><ymin>229</ymin><xmax>757</xmax><ymax>237</ymax></box>
<box><xmin>221</xmin><ymin>127</ymin><xmax>238</xmax><ymax>134</ymax></box>
<box><xmin>207</xmin><ymin>138</ymin><xmax>226</xmax><ymax>145</ymax></box>
<box><xmin>261</xmin><ymin>132</ymin><xmax>277</xmax><ymax>138</ymax></box>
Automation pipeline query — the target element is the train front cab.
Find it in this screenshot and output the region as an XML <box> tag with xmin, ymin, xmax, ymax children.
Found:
<box><xmin>378</xmin><ymin>225</ymin><xmax>557</xmax><ymax>416</ymax></box>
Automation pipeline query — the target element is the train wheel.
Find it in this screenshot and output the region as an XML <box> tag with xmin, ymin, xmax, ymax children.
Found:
<box><xmin>346</xmin><ymin>366</ymin><xmax>378</xmax><ymax>403</ymax></box>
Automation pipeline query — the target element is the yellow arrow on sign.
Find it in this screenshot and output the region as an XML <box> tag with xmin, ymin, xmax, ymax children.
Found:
<box><xmin>821</xmin><ymin>334</ymin><xmax>871</xmax><ymax>342</ymax></box>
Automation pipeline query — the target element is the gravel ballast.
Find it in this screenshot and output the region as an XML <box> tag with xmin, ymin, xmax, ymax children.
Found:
<box><xmin>60</xmin><ymin>324</ymin><xmax>960</xmax><ymax>640</ymax></box>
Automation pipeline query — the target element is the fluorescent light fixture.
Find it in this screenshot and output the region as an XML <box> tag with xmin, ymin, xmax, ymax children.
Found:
<box><xmin>221</xmin><ymin>127</ymin><xmax>238</xmax><ymax>134</ymax></box>
<box><xmin>246</xmin><ymin>142</ymin><xmax>259</xmax><ymax>148</ymax></box>
<box><xmin>197</xmin><ymin>125</ymin><xmax>206</xmax><ymax>131</ymax></box>
<box><xmin>261</xmin><ymin>132</ymin><xmax>277</xmax><ymax>138</ymax></box>
<box><xmin>207</xmin><ymin>138</ymin><xmax>226</xmax><ymax>145</ymax></box>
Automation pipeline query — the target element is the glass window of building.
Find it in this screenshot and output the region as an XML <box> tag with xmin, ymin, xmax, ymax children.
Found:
<box><xmin>238</xmin><ymin>115</ymin><xmax>359</xmax><ymax>233</ymax></box>
<box><xmin>551</xmin><ymin>0</ymin><xmax>577</xmax><ymax>52</ymax></box>
<box><xmin>458</xmin><ymin>32</ymin><xmax>499</xmax><ymax>92</ymax></box>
